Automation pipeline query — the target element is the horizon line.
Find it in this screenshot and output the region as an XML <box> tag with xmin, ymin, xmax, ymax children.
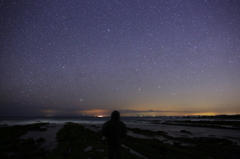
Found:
<box><xmin>1</xmin><ymin>114</ymin><xmax>240</xmax><ymax>118</ymax></box>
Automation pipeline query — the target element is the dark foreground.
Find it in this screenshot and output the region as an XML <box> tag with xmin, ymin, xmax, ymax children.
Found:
<box><xmin>0</xmin><ymin>122</ymin><xmax>240</xmax><ymax>159</ymax></box>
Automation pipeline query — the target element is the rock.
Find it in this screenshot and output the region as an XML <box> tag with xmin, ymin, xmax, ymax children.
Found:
<box><xmin>180</xmin><ymin>130</ymin><xmax>192</xmax><ymax>134</ymax></box>
<box><xmin>21</xmin><ymin>138</ymin><xmax>35</xmax><ymax>145</ymax></box>
<box><xmin>36</xmin><ymin>137</ymin><xmax>45</xmax><ymax>142</ymax></box>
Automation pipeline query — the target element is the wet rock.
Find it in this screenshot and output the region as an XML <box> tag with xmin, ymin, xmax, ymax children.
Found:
<box><xmin>180</xmin><ymin>130</ymin><xmax>192</xmax><ymax>134</ymax></box>
<box><xmin>19</xmin><ymin>138</ymin><xmax>38</xmax><ymax>153</ymax></box>
<box><xmin>36</xmin><ymin>137</ymin><xmax>45</xmax><ymax>142</ymax></box>
<box><xmin>21</xmin><ymin>138</ymin><xmax>35</xmax><ymax>145</ymax></box>
<box><xmin>173</xmin><ymin>142</ymin><xmax>182</xmax><ymax>146</ymax></box>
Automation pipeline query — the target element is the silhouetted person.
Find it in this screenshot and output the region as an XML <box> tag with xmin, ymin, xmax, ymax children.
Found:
<box><xmin>102</xmin><ymin>110</ymin><xmax>127</xmax><ymax>159</ymax></box>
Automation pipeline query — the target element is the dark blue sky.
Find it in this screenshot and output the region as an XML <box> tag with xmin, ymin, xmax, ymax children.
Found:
<box><xmin>1</xmin><ymin>0</ymin><xmax>240</xmax><ymax>116</ymax></box>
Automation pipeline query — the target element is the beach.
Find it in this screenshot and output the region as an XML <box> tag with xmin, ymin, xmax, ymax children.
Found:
<box><xmin>0</xmin><ymin>116</ymin><xmax>240</xmax><ymax>158</ymax></box>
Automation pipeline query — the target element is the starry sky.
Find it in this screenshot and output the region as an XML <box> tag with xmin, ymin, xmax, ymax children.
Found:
<box><xmin>1</xmin><ymin>0</ymin><xmax>240</xmax><ymax>117</ymax></box>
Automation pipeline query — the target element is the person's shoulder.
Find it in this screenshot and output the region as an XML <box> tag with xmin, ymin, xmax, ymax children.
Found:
<box><xmin>103</xmin><ymin>120</ymin><xmax>111</xmax><ymax>125</ymax></box>
<box><xmin>119</xmin><ymin>120</ymin><xmax>126</xmax><ymax>126</ymax></box>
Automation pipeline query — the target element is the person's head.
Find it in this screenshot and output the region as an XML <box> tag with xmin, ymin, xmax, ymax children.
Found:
<box><xmin>111</xmin><ymin>110</ymin><xmax>120</xmax><ymax>121</ymax></box>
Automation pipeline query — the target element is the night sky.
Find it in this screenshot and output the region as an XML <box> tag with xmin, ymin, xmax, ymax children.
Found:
<box><xmin>1</xmin><ymin>0</ymin><xmax>240</xmax><ymax>117</ymax></box>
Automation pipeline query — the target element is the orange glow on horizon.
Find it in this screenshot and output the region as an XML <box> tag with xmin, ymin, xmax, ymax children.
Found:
<box><xmin>77</xmin><ymin>109</ymin><xmax>111</xmax><ymax>116</ymax></box>
<box><xmin>77</xmin><ymin>109</ymin><xmax>239</xmax><ymax>117</ymax></box>
<box><xmin>119</xmin><ymin>111</ymin><xmax>238</xmax><ymax>117</ymax></box>
<box><xmin>40</xmin><ymin>109</ymin><xmax>58</xmax><ymax>117</ymax></box>
<box><xmin>40</xmin><ymin>109</ymin><xmax>58</xmax><ymax>113</ymax></box>
<box><xmin>190</xmin><ymin>112</ymin><xmax>219</xmax><ymax>116</ymax></box>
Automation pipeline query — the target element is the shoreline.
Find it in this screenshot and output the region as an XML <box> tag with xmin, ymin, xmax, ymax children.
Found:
<box><xmin>1</xmin><ymin>121</ymin><xmax>240</xmax><ymax>158</ymax></box>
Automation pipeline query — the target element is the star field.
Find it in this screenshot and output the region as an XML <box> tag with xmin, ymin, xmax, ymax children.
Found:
<box><xmin>1</xmin><ymin>0</ymin><xmax>240</xmax><ymax>116</ymax></box>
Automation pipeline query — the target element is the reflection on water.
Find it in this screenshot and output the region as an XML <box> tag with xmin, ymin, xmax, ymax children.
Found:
<box><xmin>19</xmin><ymin>124</ymin><xmax>63</xmax><ymax>151</ymax></box>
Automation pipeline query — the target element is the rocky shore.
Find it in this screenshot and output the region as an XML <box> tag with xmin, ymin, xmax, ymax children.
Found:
<box><xmin>0</xmin><ymin>122</ymin><xmax>240</xmax><ymax>159</ymax></box>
